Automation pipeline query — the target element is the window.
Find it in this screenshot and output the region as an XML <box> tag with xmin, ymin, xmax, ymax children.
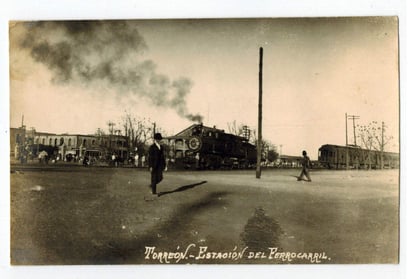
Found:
<box><xmin>68</xmin><ymin>138</ymin><xmax>72</xmax><ymax>146</ymax></box>
<box><xmin>176</xmin><ymin>139</ymin><xmax>185</xmax><ymax>149</ymax></box>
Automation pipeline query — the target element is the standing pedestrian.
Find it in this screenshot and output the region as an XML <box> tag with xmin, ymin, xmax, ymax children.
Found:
<box><xmin>297</xmin><ymin>150</ymin><xmax>312</xmax><ymax>182</ymax></box>
<box><xmin>83</xmin><ymin>155</ymin><xmax>89</xmax><ymax>167</ymax></box>
<box><xmin>134</xmin><ymin>153</ymin><xmax>139</xmax><ymax>168</ymax></box>
<box><xmin>148</xmin><ymin>133</ymin><xmax>166</xmax><ymax>196</ymax></box>
<box><xmin>111</xmin><ymin>153</ymin><xmax>116</xmax><ymax>167</ymax></box>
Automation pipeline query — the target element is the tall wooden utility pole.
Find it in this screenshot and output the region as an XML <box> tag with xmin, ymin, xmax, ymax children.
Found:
<box><xmin>107</xmin><ymin>121</ymin><xmax>115</xmax><ymax>151</ymax></box>
<box><xmin>380</xmin><ymin>121</ymin><xmax>385</xmax><ymax>169</ymax></box>
<box><xmin>345</xmin><ymin>113</ymin><xmax>349</xmax><ymax>170</ymax></box>
<box><xmin>256</xmin><ymin>47</ymin><xmax>263</xmax><ymax>179</ymax></box>
<box><xmin>347</xmin><ymin>115</ymin><xmax>360</xmax><ymax>146</ymax></box>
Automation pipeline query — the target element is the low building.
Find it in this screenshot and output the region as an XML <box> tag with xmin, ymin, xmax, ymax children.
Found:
<box><xmin>10</xmin><ymin>127</ymin><xmax>129</xmax><ymax>162</ymax></box>
<box><xmin>10</xmin><ymin>127</ymin><xmax>27</xmax><ymax>159</ymax></box>
<box><xmin>278</xmin><ymin>155</ymin><xmax>302</xmax><ymax>168</ymax></box>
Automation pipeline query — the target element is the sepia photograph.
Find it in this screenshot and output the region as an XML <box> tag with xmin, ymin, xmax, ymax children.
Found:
<box><xmin>8</xmin><ymin>16</ymin><xmax>401</xmax><ymax>267</ymax></box>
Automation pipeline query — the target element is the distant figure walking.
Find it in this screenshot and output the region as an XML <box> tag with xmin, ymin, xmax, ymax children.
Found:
<box><xmin>148</xmin><ymin>133</ymin><xmax>166</xmax><ymax>196</ymax></box>
<box><xmin>297</xmin><ymin>150</ymin><xmax>312</xmax><ymax>182</ymax></box>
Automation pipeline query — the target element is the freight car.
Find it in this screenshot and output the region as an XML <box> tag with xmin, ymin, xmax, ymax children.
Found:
<box><xmin>318</xmin><ymin>144</ymin><xmax>399</xmax><ymax>169</ymax></box>
<box><xmin>164</xmin><ymin>124</ymin><xmax>257</xmax><ymax>169</ymax></box>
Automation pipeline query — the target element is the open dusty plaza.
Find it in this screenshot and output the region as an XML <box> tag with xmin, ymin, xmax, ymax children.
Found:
<box><xmin>10</xmin><ymin>165</ymin><xmax>399</xmax><ymax>265</ymax></box>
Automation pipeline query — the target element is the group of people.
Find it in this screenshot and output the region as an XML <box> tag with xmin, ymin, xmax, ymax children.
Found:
<box><xmin>131</xmin><ymin>154</ymin><xmax>146</xmax><ymax>168</ymax></box>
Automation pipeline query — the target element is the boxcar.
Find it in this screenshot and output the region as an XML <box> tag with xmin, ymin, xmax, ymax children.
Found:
<box><xmin>318</xmin><ymin>144</ymin><xmax>399</xmax><ymax>169</ymax></box>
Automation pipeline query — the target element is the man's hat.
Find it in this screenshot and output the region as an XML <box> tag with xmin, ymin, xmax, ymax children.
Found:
<box><xmin>154</xmin><ymin>133</ymin><xmax>163</xmax><ymax>140</ymax></box>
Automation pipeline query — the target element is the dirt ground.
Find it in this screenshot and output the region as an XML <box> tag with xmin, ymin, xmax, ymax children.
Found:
<box><xmin>10</xmin><ymin>165</ymin><xmax>399</xmax><ymax>265</ymax></box>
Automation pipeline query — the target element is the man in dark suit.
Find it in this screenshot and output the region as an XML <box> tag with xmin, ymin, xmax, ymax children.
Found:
<box><xmin>148</xmin><ymin>133</ymin><xmax>166</xmax><ymax>195</ymax></box>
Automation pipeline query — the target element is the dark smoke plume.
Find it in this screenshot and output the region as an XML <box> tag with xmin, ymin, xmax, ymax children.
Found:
<box><xmin>19</xmin><ymin>20</ymin><xmax>203</xmax><ymax>122</ymax></box>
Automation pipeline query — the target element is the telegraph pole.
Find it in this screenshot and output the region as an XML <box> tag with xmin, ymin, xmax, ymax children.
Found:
<box><xmin>19</xmin><ymin>114</ymin><xmax>26</xmax><ymax>163</ymax></box>
<box><xmin>381</xmin><ymin>121</ymin><xmax>385</xmax><ymax>169</ymax></box>
<box><xmin>345</xmin><ymin>113</ymin><xmax>349</xmax><ymax>170</ymax></box>
<box><xmin>107</xmin><ymin>121</ymin><xmax>115</xmax><ymax>154</ymax></box>
<box><xmin>347</xmin><ymin>115</ymin><xmax>360</xmax><ymax>146</ymax></box>
<box><xmin>256</xmin><ymin>47</ymin><xmax>263</xmax><ymax>179</ymax></box>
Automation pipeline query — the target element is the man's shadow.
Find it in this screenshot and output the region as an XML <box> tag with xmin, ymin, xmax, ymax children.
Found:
<box><xmin>158</xmin><ymin>181</ymin><xmax>207</xmax><ymax>197</ymax></box>
<box><xmin>291</xmin><ymin>175</ymin><xmax>310</xmax><ymax>182</ymax></box>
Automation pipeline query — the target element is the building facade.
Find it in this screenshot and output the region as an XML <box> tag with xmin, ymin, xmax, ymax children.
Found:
<box><xmin>10</xmin><ymin>127</ymin><xmax>129</xmax><ymax>162</ymax></box>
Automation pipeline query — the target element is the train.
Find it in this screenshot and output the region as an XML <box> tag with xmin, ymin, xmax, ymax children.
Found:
<box><xmin>164</xmin><ymin>124</ymin><xmax>257</xmax><ymax>169</ymax></box>
<box><xmin>318</xmin><ymin>144</ymin><xmax>399</xmax><ymax>169</ymax></box>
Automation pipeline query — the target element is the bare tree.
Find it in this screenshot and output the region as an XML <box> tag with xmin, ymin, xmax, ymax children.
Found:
<box><xmin>227</xmin><ymin>120</ymin><xmax>278</xmax><ymax>164</ymax></box>
<box><xmin>259</xmin><ymin>140</ymin><xmax>278</xmax><ymax>164</ymax></box>
<box><xmin>267</xmin><ymin>143</ymin><xmax>278</xmax><ymax>164</ymax></box>
<box><xmin>357</xmin><ymin>121</ymin><xmax>393</xmax><ymax>169</ymax></box>
<box><xmin>95</xmin><ymin>128</ymin><xmax>106</xmax><ymax>137</ymax></box>
<box><xmin>120</xmin><ymin>113</ymin><xmax>155</xmax><ymax>155</ymax></box>
<box><xmin>107</xmin><ymin>121</ymin><xmax>116</xmax><ymax>135</ymax></box>
<box><xmin>249</xmin><ymin>132</ymin><xmax>277</xmax><ymax>165</ymax></box>
<box><xmin>227</xmin><ymin>120</ymin><xmax>253</xmax><ymax>141</ymax></box>
<box><xmin>227</xmin><ymin>120</ymin><xmax>243</xmax><ymax>136</ymax></box>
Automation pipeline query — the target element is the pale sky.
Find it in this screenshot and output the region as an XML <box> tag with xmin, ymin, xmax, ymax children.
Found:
<box><xmin>9</xmin><ymin>17</ymin><xmax>399</xmax><ymax>158</ymax></box>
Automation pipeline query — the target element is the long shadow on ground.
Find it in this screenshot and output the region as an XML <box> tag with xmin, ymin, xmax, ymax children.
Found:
<box><xmin>90</xmin><ymin>191</ymin><xmax>230</xmax><ymax>264</ymax></box>
<box><xmin>11</xmin><ymin>172</ymin><xmax>226</xmax><ymax>265</ymax></box>
<box><xmin>291</xmin><ymin>175</ymin><xmax>311</xmax><ymax>182</ymax></box>
<box><xmin>157</xmin><ymin>181</ymin><xmax>207</xmax><ymax>197</ymax></box>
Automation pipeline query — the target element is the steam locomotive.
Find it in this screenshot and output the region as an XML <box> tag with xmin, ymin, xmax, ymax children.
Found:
<box><xmin>318</xmin><ymin>144</ymin><xmax>399</xmax><ymax>169</ymax></box>
<box><xmin>164</xmin><ymin>124</ymin><xmax>257</xmax><ymax>169</ymax></box>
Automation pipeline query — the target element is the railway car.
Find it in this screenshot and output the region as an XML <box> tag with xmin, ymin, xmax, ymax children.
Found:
<box><xmin>318</xmin><ymin>144</ymin><xmax>399</xmax><ymax>169</ymax></box>
<box><xmin>164</xmin><ymin>124</ymin><xmax>257</xmax><ymax>169</ymax></box>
